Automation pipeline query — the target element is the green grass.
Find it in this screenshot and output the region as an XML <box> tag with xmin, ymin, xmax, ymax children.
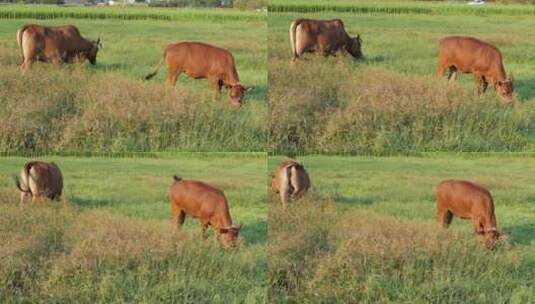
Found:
<box><xmin>0</xmin><ymin>154</ymin><xmax>267</xmax><ymax>302</ymax></box>
<box><xmin>0</xmin><ymin>9</ymin><xmax>267</xmax><ymax>152</ymax></box>
<box><xmin>268</xmin><ymin>8</ymin><xmax>535</xmax><ymax>154</ymax></box>
<box><xmin>268</xmin><ymin>155</ymin><xmax>535</xmax><ymax>303</ymax></box>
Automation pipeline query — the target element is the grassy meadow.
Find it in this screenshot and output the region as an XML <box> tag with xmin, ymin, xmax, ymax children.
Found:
<box><xmin>268</xmin><ymin>4</ymin><xmax>535</xmax><ymax>154</ymax></box>
<box><xmin>0</xmin><ymin>7</ymin><xmax>267</xmax><ymax>152</ymax></box>
<box><xmin>268</xmin><ymin>155</ymin><xmax>535</xmax><ymax>303</ymax></box>
<box><xmin>0</xmin><ymin>153</ymin><xmax>267</xmax><ymax>302</ymax></box>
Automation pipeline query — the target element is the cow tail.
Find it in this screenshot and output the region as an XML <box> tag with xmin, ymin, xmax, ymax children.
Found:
<box><xmin>14</xmin><ymin>162</ymin><xmax>34</xmax><ymax>193</ymax></box>
<box><xmin>17</xmin><ymin>25</ymin><xmax>29</xmax><ymax>64</ymax></box>
<box><xmin>173</xmin><ymin>175</ymin><xmax>183</xmax><ymax>182</ymax></box>
<box><xmin>14</xmin><ymin>175</ymin><xmax>27</xmax><ymax>193</ymax></box>
<box><xmin>289</xmin><ymin>20</ymin><xmax>300</xmax><ymax>60</ymax></box>
<box><xmin>144</xmin><ymin>49</ymin><xmax>166</xmax><ymax>80</ymax></box>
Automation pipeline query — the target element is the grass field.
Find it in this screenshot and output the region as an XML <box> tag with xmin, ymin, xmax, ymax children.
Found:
<box><xmin>0</xmin><ymin>153</ymin><xmax>267</xmax><ymax>302</ymax></box>
<box><xmin>268</xmin><ymin>4</ymin><xmax>535</xmax><ymax>154</ymax></box>
<box><xmin>0</xmin><ymin>7</ymin><xmax>267</xmax><ymax>152</ymax></box>
<box><xmin>268</xmin><ymin>154</ymin><xmax>535</xmax><ymax>303</ymax></box>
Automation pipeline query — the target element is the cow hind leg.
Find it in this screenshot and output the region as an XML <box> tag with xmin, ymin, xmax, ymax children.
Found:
<box><xmin>171</xmin><ymin>204</ymin><xmax>186</xmax><ymax>228</ymax></box>
<box><xmin>166</xmin><ymin>68</ymin><xmax>181</xmax><ymax>88</ymax></box>
<box><xmin>447</xmin><ymin>67</ymin><xmax>457</xmax><ymax>82</ymax></box>
<box><xmin>438</xmin><ymin>209</ymin><xmax>453</xmax><ymax>228</ymax></box>
<box><xmin>20</xmin><ymin>192</ymin><xmax>30</xmax><ymax>206</ymax></box>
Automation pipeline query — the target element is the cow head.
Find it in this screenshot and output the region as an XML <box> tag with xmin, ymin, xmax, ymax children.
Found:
<box><xmin>219</xmin><ymin>224</ymin><xmax>242</xmax><ymax>247</ymax></box>
<box><xmin>484</xmin><ymin>230</ymin><xmax>499</xmax><ymax>250</ymax></box>
<box><xmin>228</xmin><ymin>84</ymin><xmax>252</xmax><ymax>107</ymax></box>
<box><xmin>345</xmin><ymin>34</ymin><xmax>363</xmax><ymax>59</ymax></box>
<box><xmin>86</xmin><ymin>37</ymin><xmax>102</xmax><ymax>65</ymax></box>
<box><xmin>495</xmin><ymin>76</ymin><xmax>514</xmax><ymax>103</ymax></box>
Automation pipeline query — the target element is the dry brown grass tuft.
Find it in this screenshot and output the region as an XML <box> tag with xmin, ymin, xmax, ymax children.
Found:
<box><xmin>269</xmin><ymin>59</ymin><xmax>532</xmax><ymax>154</ymax></box>
<box><xmin>0</xmin><ymin>63</ymin><xmax>265</xmax><ymax>152</ymax></box>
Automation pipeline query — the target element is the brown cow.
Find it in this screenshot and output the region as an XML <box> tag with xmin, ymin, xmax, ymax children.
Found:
<box><xmin>17</xmin><ymin>24</ymin><xmax>101</xmax><ymax>70</ymax></box>
<box><xmin>271</xmin><ymin>159</ymin><xmax>310</xmax><ymax>209</ymax></box>
<box><xmin>169</xmin><ymin>176</ymin><xmax>242</xmax><ymax>247</ymax></box>
<box><xmin>437</xmin><ymin>36</ymin><xmax>514</xmax><ymax>102</ymax></box>
<box><xmin>435</xmin><ymin>180</ymin><xmax>499</xmax><ymax>249</ymax></box>
<box><xmin>15</xmin><ymin>161</ymin><xmax>63</xmax><ymax>205</ymax></box>
<box><xmin>289</xmin><ymin>18</ymin><xmax>363</xmax><ymax>61</ymax></box>
<box><xmin>144</xmin><ymin>42</ymin><xmax>251</xmax><ymax>107</ymax></box>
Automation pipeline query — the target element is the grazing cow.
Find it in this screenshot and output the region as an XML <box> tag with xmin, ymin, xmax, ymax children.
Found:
<box><xmin>15</xmin><ymin>161</ymin><xmax>63</xmax><ymax>205</ymax></box>
<box><xmin>144</xmin><ymin>42</ymin><xmax>251</xmax><ymax>107</ymax></box>
<box><xmin>169</xmin><ymin>176</ymin><xmax>242</xmax><ymax>247</ymax></box>
<box><xmin>435</xmin><ymin>180</ymin><xmax>499</xmax><ymax>249</ymax></box>
<box><xmin>271</xmin><ymin>159</ymin><xmax>310</xmax><ymax>209</ymax></box>
<box><xmin>289</xmin><ymin>18</ymin><xmax>363</xmax><ymax>61</ymax></box>
<box><xmin>437</xmin><ymin>36</ymin><xmax>514</xmax><ymax>102</ymax></box>
<box><xmin>17</xmin><ymin>24</ymin><xmax>101</xmax><ymax>70</ymax></box>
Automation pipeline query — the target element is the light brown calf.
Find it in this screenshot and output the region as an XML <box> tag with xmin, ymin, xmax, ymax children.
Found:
<box><xmin>437</xmin><ymin>36</ymin><xmax>514</xmax><ymax>102</ymax></box>
<box><xmin>435</xmin><ymin>179</ymin><xmax>499</xmax><ymax>249</ymax></box>
<box><xmin>169</xmin><ymin>176</ymin><xmax>241</xmax><ymax>247</ymax></box>
<box><xmin>271</xmin><ymin>159</ymin><xmax>310</xmax><ymax>209</ymax></box>
<box><xmin>15</xmin><ymin>161</ymin><xmax>63</xmax><ymax>204</ymax></box>
<box><xmin>145</xmin><ymin>42</ymin><xmax>251</xmax><ymax>107</ymax></box>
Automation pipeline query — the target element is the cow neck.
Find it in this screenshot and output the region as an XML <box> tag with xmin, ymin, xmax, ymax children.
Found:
<box><xmin>216</xmin><ymin>202</ymin><xmax>233</xmax><ymax>228</ymax></box>
<box><xmin>225</xmin><ymin>67</ymin><xmax>240</xmax><ymax>87</ymax></box>
<box><xmin>494</xmin><ymin>61</ymin><xmax>507</xmax><ymax>81</ymax></box>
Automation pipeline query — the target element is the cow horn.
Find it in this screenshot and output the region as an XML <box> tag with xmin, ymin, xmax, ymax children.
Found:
<box><xmin>233</xmin><ymin>224</ymin><xmax>242</xmax><ymax>230</ymax></box>
<box><xmin>96</xmin><ymin>37</ymin><xmax>102</xmax><ymax>48</ymax></box>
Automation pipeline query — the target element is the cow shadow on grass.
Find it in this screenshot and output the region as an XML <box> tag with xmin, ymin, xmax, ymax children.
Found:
<box><xmin>333</xmin><ymin>195</ymin><xmax>378</xmax><ymax>206</ymax></box>
<box><xmin>514</xmin><ymin>77</ymin><xmax>535</xmax><ymax>101</ymax></box>
<box><xmin>363</xmin><ymin>55</ymin><xmax>387</xmax><ymax>64</ymax></box>
<box><xmin>505</xmin><ymin>222</ymin><xmax>535</xmax><ymax>246</ymax></box>
<box><xmin>246</xmin><ymin>84</ymin><xmax>267</xmax><ymax>103</ymax></box>
<box><xmin>69</xmin><ymin>195</ymin><xmax>115</xmax><ymax>208</ymax></box>
<box><xmin>241</xmin><ymin>219</ymin><xmax>267</xmax><ymax>246</ymax></box>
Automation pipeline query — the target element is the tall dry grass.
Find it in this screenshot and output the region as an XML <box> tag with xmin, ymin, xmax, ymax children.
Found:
<box><xmin>269</xmin><ymin>57</ymin><xmax>533</xmax><ymax>154</ymax></box>
<box><xmin>0</xmin><ymin>62</ymin><xmax>266</xmax><ymax>152</ymax></box>
<box><xmin>268</xmin><ymin>195</ymin><xmax>532</xmax><ymax>303</ymax></box>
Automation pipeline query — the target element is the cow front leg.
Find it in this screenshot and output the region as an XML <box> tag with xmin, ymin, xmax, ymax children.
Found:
<box><xmin>209</xmin><ymin>79</ymin><xmax>222</xmax><ymax>101</ymax></box>
<box><xmin>473</xmin><ymin>216</ymin><xmax>485</xmax><ymax>235</ymax></box>
<box><xmin>475</xmin><ymin>74</ymin><xmax>485</xmax><ymax>95</ymax></box>
<box><xmin>481</xmin><ymin>77</ymin><xmax>489</xmax><ymax>93</ymax></box>
<box><xmin>200</xmin><ymin>222</ymin><xmax>209</xmax><ymax>240</ymax></box>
